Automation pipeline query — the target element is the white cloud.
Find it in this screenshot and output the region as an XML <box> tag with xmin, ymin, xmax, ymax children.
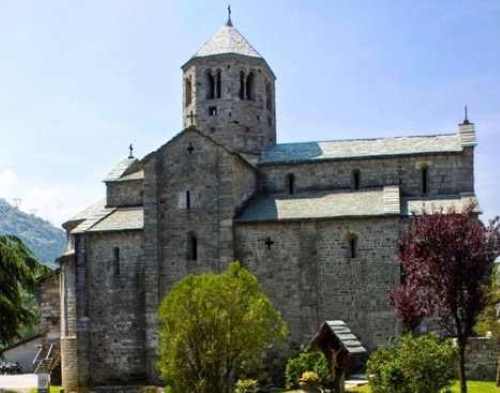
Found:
<box><xmin>0</xmin><ymin>167</ymin><xmax>100</xmax><ymax>227</ymax></box>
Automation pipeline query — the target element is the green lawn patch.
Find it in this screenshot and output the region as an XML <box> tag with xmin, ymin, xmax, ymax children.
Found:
<box><xmin>345</xmin><ymin>380</ymin><xmax>497</xmax><ymax>393</ymax></box>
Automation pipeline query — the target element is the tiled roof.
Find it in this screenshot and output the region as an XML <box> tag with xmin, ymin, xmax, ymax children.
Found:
<box><xmin>402</xmin><ymin>194</ymin><xmax>479</xmax><ymax>215</ymax></box>
<box><xmin>237</xmin><ymin>187</ymin><xmax>400</xmax><ymax>222</ymax></box>
<box><xmin>103</xmin><ymin>158</ymin><xmax>138</xmax><ymax>181</ymax></box>
<box><xmin>260</xmin><ymin>134</ymin><xmax>463</xmax><ymax>164</ymax></box>
<box><xmin>114</xmin><ymin>169</ymin><xmax>144</xmax><ymax>182</ymax></box>
<box><xmin>71</xmin><ymin>205</ymin><xmax>114</xmax><ymax>234</ymax></box>
<box><xmin>193</xmin><ymin>24</ymin><xmax>262</xmax><ymax>59</ymax></box>
<box><xmin>68</xmin><ymin>199</ymin><xmax>106</xmax><ymax>223</ymax></box>
<box><xmin>87</xmin><ymin>207</ymin><xmax>143</xmax><ymax>232</ymax></box>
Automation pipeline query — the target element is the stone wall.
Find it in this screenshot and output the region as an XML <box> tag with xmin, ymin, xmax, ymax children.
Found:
<box><xmin>183</xmin><ymin>54</ymin><xmax>276</xmax><ymax>154</ymax></box>
<box><xmin>85</xmin><ymin>231</ymin><xmax>146</xmax><ymax>385</ymax></box>
<box><xmin>37</xmin><ymin>272</ymin><xmax>61</xmax><ymax>341</ymax></box>
<box><xmin>260</xmin><ymin>149</ymin><xmax>474</xmax><ymax>198</ymax></box>
<box><xmin>106</xmin><ymin>179</ymin><xmax>143</xmax><ymax>207</ymax></box>
<box><xmin>463</xmin><ymin>337</ymin><xmax>498</xmax><ymax>381</ymax></box>
<box><xmin>235</xmin><ymin>216</ymin><xmax>401</xmax><ymax>350</ymax></box>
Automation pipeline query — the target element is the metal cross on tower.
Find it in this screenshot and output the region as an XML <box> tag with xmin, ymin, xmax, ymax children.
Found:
<box><xmin>128</xmin><ymin>144</ymin><xmax>134</xmax><ymax>159</ymax></box>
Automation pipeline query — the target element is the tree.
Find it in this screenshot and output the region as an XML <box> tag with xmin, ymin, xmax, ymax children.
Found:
<box><xmin>475</xmin><ymin>264</ymin><xmax>500</xmax><ymax>386</ymax></box>
<box><xmin>157</xmin><ymin>262</ymin><xmax>288</xmax><ymax>393</ymax></box>
<box><xmin>0</xmin><ymin>235</ymin><xmax>43</xmax><ymax>347</ymax></box>
<box><xmin>390</xmin><ymin>208</ymin><xmax>500</xmax><ymax>393</ymax></box>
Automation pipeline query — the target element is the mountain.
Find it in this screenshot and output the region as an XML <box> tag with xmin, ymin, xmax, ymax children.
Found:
<box><xmin>0</xmin><ymin>198</ymin><xmax>66</xmax><ymax>268</ymax></box>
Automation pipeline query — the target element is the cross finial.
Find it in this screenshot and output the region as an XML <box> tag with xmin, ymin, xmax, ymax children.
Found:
<box><xmin>128</xmin><ymin>144</ymin><xmax>134</xmax><ymax>159</ymax></box>
<box><xmin>462</xmin><ymin>105</ymin><xmax>471</xmax><ymax>125</ymax></box>
<box><xmin>226</xmin><ymin>5</ymin><xmax>233</xmax><ymax>26</ymax></box>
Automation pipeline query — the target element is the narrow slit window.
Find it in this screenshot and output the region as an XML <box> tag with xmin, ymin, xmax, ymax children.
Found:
<box><xmin>113</xmin><ymin>247</ymin><xmax>120</xmax><ymax>275</ymax></box>
<box><xmin>186</xmin><ymin>190</ymin><xmax>191</xmax><ymax>210</ymax></box>
<box><xmin>187</xmin><ymin>233</ymin><xmax>198</xmax><ymax>261</ymax></box>
<box><xmin>246</xmin><ymin>72</ymin><xmax>255</xmax><ymax>100</ymax></box>
<box><xmin>287</xmin><ymin>173</ymin><xmax>295</xmax><ymax>195</ymax></box>
<box><xmin>353</xmin><ymin>169</ymin><xmax>361</xmax><ymax>191</ymax></box>
<box><xmin>348</xmin><ymin>236</ymin><xmax>358</xmax><ymax>259</ymax></box>
<box><xmin>185</xmin><ymin>77</ymin><xmax>192</xmax><ymax>107</ymax></box>
<box><xmin>206</xmin><ymin>71</ymin><xmax>215</xmax><ymax>99</ymax></box>
<box><xmin>216</xmin><ymin>70</ymin><xmax>222</xmax><ymax>99</ymax></box>
<box><xmin>421</xmin><ymin>166</ymin><xmax>429</xmax><ymax>195</ymax></box>
<box><xmin>265</xmin><ymin>81</ymin><xmax>273</xmax><ymax>111</ymax></box>
<box><xmin>208</xmin><ymin>106</ymin><xmax>218</xmax><ymax>116</ymax></box>
<box><xmin>239</xmin><ymin>71</ymin><xmax>246</xmax><ymax>99</ymax></box>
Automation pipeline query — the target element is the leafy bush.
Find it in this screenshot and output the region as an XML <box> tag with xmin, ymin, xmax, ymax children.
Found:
<box><xmin>285</xmin><ymin>351</ymin><xmax>329</xmax><ymax>389</ymax></box>
<box><xmin>157</xmin><ymin>262</ymin><xmax>288</xmax><ymax>393</ymax></box>
<box><xmin>367</xmin><ymin>334</ymin><xmax>456</xmax><ymax>393</ymax></box>
<box><xmin>234</xmin><ymin>379</ymin><xmax>259</xmax><ymax>393</ymax></box>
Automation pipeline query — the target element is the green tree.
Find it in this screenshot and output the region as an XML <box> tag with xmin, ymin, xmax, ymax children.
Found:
<box><xmin>0</xmin><ymin>235</ymin><xmax>43</xmax><ymax>347</ymax></box>
<box><xmin>157</xmin><ymin>262</ymin><xmax>288</xmax><ymax>393</ymax></box>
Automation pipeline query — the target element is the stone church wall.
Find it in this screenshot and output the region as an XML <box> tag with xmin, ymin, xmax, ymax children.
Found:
<box><xmin>106</xmin><ymin>179</ymin><xmax>144</xmax><ymax>207</ymax></box>
<box><xmin>152</xmin><ymin>129</ymin><xmax>257</xmax><ymax>299</ymax></box>
<box><xmin>260</xmin><ymin>149</ymin><xmax>474</xmax><ymax>197</ymax></box>
<box><xmin>235</xmin><ymin>216</ymin><xmax>401</xmax><ymax>350</ymax></box>
<box><xmin>85</xmin><ymin>231</ymin><xmax>146</xmax><ymax>385</ymax></box>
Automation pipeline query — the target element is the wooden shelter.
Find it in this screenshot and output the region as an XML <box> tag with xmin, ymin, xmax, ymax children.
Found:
<box><xmin>310</xmin><ymin>321</ymin><xmax>368</xmax><ymax>392</ymax></box>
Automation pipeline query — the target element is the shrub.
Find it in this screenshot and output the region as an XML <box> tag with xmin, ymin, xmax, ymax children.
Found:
<box><xmin>367</xmin><ymin>334</ymin><xmax>456</xmax><ymax>393</ymax></box>
<box><xmin>285</xmin><ymin>351</ymin><xmax>329</xmax><ymax>389</ymax></box>
<box><xmin>157</xmin><ymin>262</ymin><xmax>288</xmax><ymax>393</ymax></box>
<box><xmin>234</xmin><ymin>379</ymin><xmax>259</xmax><ymax>393</ymax></box>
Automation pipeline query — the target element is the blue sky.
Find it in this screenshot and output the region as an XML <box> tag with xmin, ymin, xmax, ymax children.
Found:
<box><xmin>0</xmin><ymin>0</ymin><xmax>499</xmax><ymax>226</ymax></box>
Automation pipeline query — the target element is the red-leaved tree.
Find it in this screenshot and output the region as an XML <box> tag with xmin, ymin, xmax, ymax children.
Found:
<box><xmin>390</xmin><ymin>207</ymin><xmax>500</xmax><ymax>393</ymax></box>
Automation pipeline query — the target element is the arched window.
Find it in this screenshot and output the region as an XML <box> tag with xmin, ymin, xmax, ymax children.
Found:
<box><xmin>347</xmin><ymin>234</ymin><xmax>358</xmax><ymax>259</ymax></box>
<box><xmin>287</xmin><ymin>173</ymin><xmax>295</xmax><ymax>195</ymax></box>
<box><xmin>265</xmin><ymin>81</ymin><xmax>273</xmax><ymax>111</ymax></box>
<box><xmin>246</xmin><ymin>72</ymin><xmax>255</xmax><ymax>100</ymax></box>
<box><xmin>187</xmin><ymin>232</ymin><xmax>198</xmax><ymax>261</ymax></box>
<box><xmin>216</xmin><ymin>70</ymin><xmax>222</xmax><ymax>99</ymax></box>
<box><xmin>352</xmin><ymin>169</ymin><xmax>361</xmax><ymax>191</ymax></box>
<box><xmin>421</xmin><ymin>165</ymin><xmax>429</xmax><ymax>195</ymax></box>
<box><xmin>113</xmin><ymin>247</ymin><xmax>120</xmax><ymax>275</ymax></box>
<box><xmin>185</xmin><ymin>77</ymin><xmax>192</xmax><ymax>107</ymax></box>
<box><xmin>239</xmin><ymin>71</ymin><xmax>246</xmax><ymax>99</ymax></box>
<box><xmin>206</xmin><ymin>71</ymin><xmax>215</xmax><ymax>99</ymax></box>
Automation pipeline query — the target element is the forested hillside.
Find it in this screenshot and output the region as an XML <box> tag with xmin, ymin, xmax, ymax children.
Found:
<box><xmin>0</xmin><ymin>198</ymin><xmax>65</xmax><ymax>267</ymax></box>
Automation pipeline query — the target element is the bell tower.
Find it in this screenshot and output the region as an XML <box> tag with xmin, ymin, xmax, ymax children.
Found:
<box><xmin>181</xmin><ymin>10</ymin><xmax>276</xmax><ymax>155</ymax></box>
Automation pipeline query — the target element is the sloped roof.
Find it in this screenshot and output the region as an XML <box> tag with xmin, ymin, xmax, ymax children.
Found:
<box><xmin>103</xmin><ymin>158</ymin><xmax>139</xmax><ymax>182</ymax></box>
<box><xmin>67</xmin><ymin>199</ymin><xmax>107</xmax><ymax>223</ymax></box>
<box><xmin>402</xmin><ymin>194</ymin><xmax>479</xmax><ymax>215</ymax></box>
<box><xmin>260</xmin><ymin>134</ymin><xmax>463</xmax><ymax>164</ymax></box>
<box><xmin>86</xmin><ymin>207</ymin><xmax>143</xmax><ymax>233</ymax></box>
<box><xmin>311</xmin><ymin>320</ymin><xmax>367</xmax><ymax>355</ymax></box>
<box><xmin>237</xmin><ymin>187</ymin><xmax>400</xmax><ymax>222</ymax></box>
<box><xmin>193</xmin><ymin>23</ymin><xmax>262</xmax><ymax>59</ymax></box>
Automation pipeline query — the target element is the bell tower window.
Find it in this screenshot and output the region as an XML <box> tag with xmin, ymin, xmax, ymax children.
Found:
<box><xmin>246</xmin><ymin>72</ymin><xmax>255</xmax><ymax>100</ymax></box>
<box><xmin>185</xmin><ymin>76</ymin><xmax>192</xmax><ymax>107</ymax></box>
<box><xmin>206</xmin><ymin>70</ymin><xmax>215</xmax><ymax>100</ymax></box>
<box><xmin>216</xmin><ymin>70</ymin><xmax>222</xmax><ymax>99</ymax></box>
<box><xmin>239</xmin><ymin>71</ymin><xmax>246</xmax><ymax>99</ymax></box>
<box><xmin>265</xmin><ymin>81</ymin><xmax>273</xmax><ymax>111</ymax></box>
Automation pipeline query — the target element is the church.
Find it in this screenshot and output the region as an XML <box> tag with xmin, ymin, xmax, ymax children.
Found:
<box><xmin>57</xmin><ymin>13</ymin><xmax>478</xmax><ymax>392</ymax></box>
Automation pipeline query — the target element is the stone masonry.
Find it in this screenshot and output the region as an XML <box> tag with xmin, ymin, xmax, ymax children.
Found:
<box><xmin>56</xmin><ymin>14</ymin><xmax>480</xmax><ymax>392</ymax></box>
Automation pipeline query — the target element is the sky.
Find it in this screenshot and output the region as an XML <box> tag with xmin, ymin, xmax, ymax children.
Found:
<box><xmin>0</xmin><ymin>0</ymin><xmax>499</xmax><ymax>227</ymax></box>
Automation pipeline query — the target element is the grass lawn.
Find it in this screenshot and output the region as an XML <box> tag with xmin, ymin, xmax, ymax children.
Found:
<box><xmin>29</xmin><ymin>387</ymin><xmax>63</xmax><ymax>393</ymax></box>
<box><xmin>346</xmin><ymin>380</ymin><xmax>498</xmax><ymax>393</ymax></box>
